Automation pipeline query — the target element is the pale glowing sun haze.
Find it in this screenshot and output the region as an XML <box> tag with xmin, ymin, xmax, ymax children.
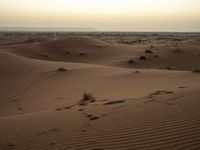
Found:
<box><xmin>0</xmin><ymin>0</ymin><xmax>200</xmax><ymax>31</ymax></box>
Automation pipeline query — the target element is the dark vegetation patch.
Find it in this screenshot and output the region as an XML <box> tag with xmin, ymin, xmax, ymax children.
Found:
<box><xmin>87</xmin><ymin>114</ymin><xmax>93</xmax><ymax>118</ymax></box>
<box><xmin>139</xmin><ymin>56</ymin><xmax>146</xmax><ymax>60</ymax></box>
<box><xmin>78</xmin><ymin>93</ymin><xmax>96</xmax><ymax>106</ymax></box>
<box><xmin>159</xmin><ymin>66</ymin><xmax>172</xmax><ymax>70</ymax></box>
<box><xmin>192</xmin><ymin>69</ymin><xmax>200</xmax><ymax>73</ymax></box>
<box><xmin>173</xmin><ymin>48</ymin><xmax>182</xmax><ymax>53</ymax></box>
<box><xmin>56</xmin><ymin>67</ymin><xmax>67</xmax><ymax>72</ymax></box>
<box><xmin>145</xmin><ymin>50</ymin><xmax>153</xmax><ymax>54</ymax></box>
<box><xmin>65</xmin><ymin>51</ymin><xmax>70</xmax><ymax>54</ymax></box>
<box><xmin>154</xmin><ymin>55</ymin><xmax>159</xmax><ymax>58</ymax></box>
<box><xmin>128</xmin><ymin>59</ymin><xmax>135</xmax><ymax>64</ymax></box>
<box><xmin>134</xmin><ymin>70</ymin><xmax>140</xmax><ymax>73</ymax></box>
<box><xmin>55</xmin><ymin>108</ymin><xmax>62</xmax><ymax>111</ymax></box>
<box><xmin>79</xmin><ymin>52</ymin><xmax>87</xmax><ymax>56</ymax></box>
<box><xmin>40</xmin><ymin>54</ymin><xmax>49</xmax><ymax>58</ymax></box>
<box><xmin>179</xmin><ymin>86</ymin><xmax>189</xmax><ymax>89</ymax></box>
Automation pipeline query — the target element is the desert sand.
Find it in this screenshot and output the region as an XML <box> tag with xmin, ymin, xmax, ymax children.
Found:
<box><xmin>0</xmin><ymin>32</ymin><xmax>200</xmax><ymax>150</ymax></box>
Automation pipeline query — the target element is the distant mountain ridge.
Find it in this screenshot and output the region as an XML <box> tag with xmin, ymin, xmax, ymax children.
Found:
<box><xmin>0</xmin><ymin>27</ymin><xmax>98</xmax><ymax>32</ymax></box>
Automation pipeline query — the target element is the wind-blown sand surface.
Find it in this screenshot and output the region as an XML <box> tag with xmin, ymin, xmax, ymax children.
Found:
<box><xmin>0</xmin><ymin>32</ymin><xmax>200</xmax><ymax>150</ymax></box>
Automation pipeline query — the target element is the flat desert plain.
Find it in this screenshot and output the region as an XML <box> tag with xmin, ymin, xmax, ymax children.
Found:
<box><xmin>0</xmin><ymin>32</ymin><xmax>200</xmax><ymax>150</ymax></box>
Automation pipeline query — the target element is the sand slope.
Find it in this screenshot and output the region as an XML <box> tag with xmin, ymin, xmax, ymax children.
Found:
<box><xmin>0</xmin><ymin>34</ymin><xmax>200</xmax><ymax>150</ymax></box>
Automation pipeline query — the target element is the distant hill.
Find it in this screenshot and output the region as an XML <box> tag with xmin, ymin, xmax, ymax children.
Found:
<box><xmin>0</xmin><ymin>27</ymin><xmax>98</xmax><ymax>32</ymax></box>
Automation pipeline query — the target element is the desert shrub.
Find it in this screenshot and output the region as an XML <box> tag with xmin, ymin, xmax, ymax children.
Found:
<box><xmin>173</xmin><ymin>49</ymin><xmax>181</xmax><ymax>53</ymax></box>
<box><xmin>82</xmin><ymin>93</ymin><xmax>95</xmax><ymax>101</ymax></box>
<box><xmin>159</xmin><ymin>66</ymin><xmax>172</xmax><ymax>70</ymax></box>
<box><xmin>145</xmin><ymin>50</ymin><xmax>153</xmax><ymax>54</ymax></box>
<box><xmin>128</xmin><ymin>59</ymin><xmax>135</xmax><ymax>64</ymax></box>
<box><xmin>134</xmin><ymin>70</ymin><xmax>140</xmax><ymax>73</ymax></box>
<box><xmin>79</xmin><ymin>92</ymin><xmax>96</xmax><ymax>105</ymax></box>
<box><xmin>139</xmin><ymin>56</ymin><xmax>146</xmax><ymax>60</ymax></box>
<box><xmin>65</xmin><ymin>51</ymin><xmax>70</xmax><ymax>54</ymax></box>
<box><xmin>79</xmin><ymin>52</ymin><xmax>86</xmax><ymax>56</ymax></box>
<box><xmin>57</xmin><ymin>67</ymin><xmax>67</xmax><ymax>72</ymax></box>
<box><xmin>154</xmin><ymin>55</ymin><xmax>159</xmax><ymax>58</ymax></box>
<box><xmin>40</xmin><ymin>54</ymin><xmax>49</xmax><ymax>58</ymax></box>
<box><xmin>165</xmin><ymin>66</ymin><xmax>172</xmax><ymax>70</ymax></box>
<box><xmin>192</xmin><ymin>69</ymin><xmax>200</xmax><ymax>73</ymax></box>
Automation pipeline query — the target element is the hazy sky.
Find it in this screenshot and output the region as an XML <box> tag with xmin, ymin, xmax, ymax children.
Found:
<box><xmin>0</xmin><ymin>0</ymin><xmax>200</xmax><ymax>31</ymax></box>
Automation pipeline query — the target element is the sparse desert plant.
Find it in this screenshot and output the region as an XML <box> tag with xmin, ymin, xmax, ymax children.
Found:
<box><xmin>173</xmin><ymin>49</ymin><xmax>181</xmax><ymax>53</ymax></box>
<box><xmin>79</xmin><ymin>92</ymin><xmax>96</xmax><ymax>105</ymax></box>
<box><xmin>159</xmin><ymin>66</ymin><xmax>172</xmax><ymax>70</ymax></box>
<box><xmin>65</xmin><ymin>51</ymin><xmax>70</xmax><ymax>54</ymax></box>
<box><xmin>57</xmin><ymin>67</ymin><xmax>67</xmax><ymax>72</ymax></box>
<box><xmin>82</xmin><ymin>92</ymin><xmax>96</xmax><ymax>101</ymax></box>
<box><xmin>55</xmin><ymin>108</ymin><xmax>62</xmax><ymax>111</ymax></box>
<box><xmin>150</xmin><ymin>45</ymin><xmax>155</xmax><ymax>48</ymax></box>
<box><xmin>165</xmin><ymin>66</ymin><xmax>172</xmax><ymax>70</ymax></box>
<box><xmin>154</xmin><ymin>55</ymin><xmax>159</xmax><ymax>58</ymax></box>
<box><xmin>40</xmin><ymin>54</ymin><xmax>49</xmax><ymax>58</ymax></box>
<box><xmin>128</xmin><ymin>59</ymin><xmax>135</xmax><ymax>64</ymax></box>
<box><xmin>145</xmin><ymin>50</ymin><xmax>153</xmax><ymax>54</ymax></box>
<box><xmin>79</xmin><ymin>52</ymin><xmax>86</xmax><ymax>56</ymax></box>
<box><xmin>192</xmin><ymin>69</ymin><xmax>200</xmax><ymax>73</ymax></box>
<box><xmin>139</xmin><ymin>56</ymin><xmax>146</xmax><ymax>60</ymax></box>
<box><xmin>134</xmin><ymin>70</ymin><xmax>140</xmax><ymax>73</ymax></box>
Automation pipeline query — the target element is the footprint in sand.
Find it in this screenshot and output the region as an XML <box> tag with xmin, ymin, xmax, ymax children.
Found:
<box><xmin>37</xmin><ymin>128</ymin><xmax>59</xmax><ymax>136</ymax></box>
<box><xmin>144</xmin><ymin>90</ymin><xmax>177</xmax><ymax>105</ymax></box>
<box><xmin>178</xmin><ymin>86</ymin><xmax>189</xmax><ymax>89</ymax></box>
<box><xmin>84</xmin><ymin>114</ymin><xmax>100</xmax><ymax>121</ymax></box>
<box><xmin>11</xmin><ymin>70</ymin><xmax>57</xmax><ymax>104</ymax></box>
<box><xmin>53</xmin><ymin>97</ymin><xmax>64</xmax><ymax>101</ymax></box>
<box><xmin>50</xmin><ymin>142</ymin><xmax>56</xmax><ymax>146</ymax></box>
<box><xmin>55</xmin><ymin>105</ymin><xmax>72</xmax><ymax>111</ymax></box>
<box><xmin>90</xmin><ymin>116</ymin><xmax>100</xmax><ymax>121</ymax></box>
<box><xmin>86</xmin><ymin>114</ymin><xmax>93</xmax><ymax>118</ymax></box>
<box><xmin>103</xmin><ymin>100</ymin><xmax>125</xmax><ymax>105</ymax></box>
<box><xmin>1</xmin><ymin>142</ymin><xmax>16</xmax><ymax>150</ymax></box>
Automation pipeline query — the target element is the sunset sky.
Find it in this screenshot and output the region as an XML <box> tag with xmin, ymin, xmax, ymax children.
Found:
<box><xmin>0</xmin><ymin>0</ymin><xmax>200</xmax><ymax>31</ymax></box>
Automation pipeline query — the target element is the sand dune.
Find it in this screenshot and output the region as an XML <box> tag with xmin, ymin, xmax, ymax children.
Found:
<box><xmin>0</xmin><ymin>33</ymin><xmax>200</xmax><ymax>150</ymax></box>
<box><xmin>6</xmin><ymin>35</ymin><xmax>200</xmax><ymax>71</ymax></box>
